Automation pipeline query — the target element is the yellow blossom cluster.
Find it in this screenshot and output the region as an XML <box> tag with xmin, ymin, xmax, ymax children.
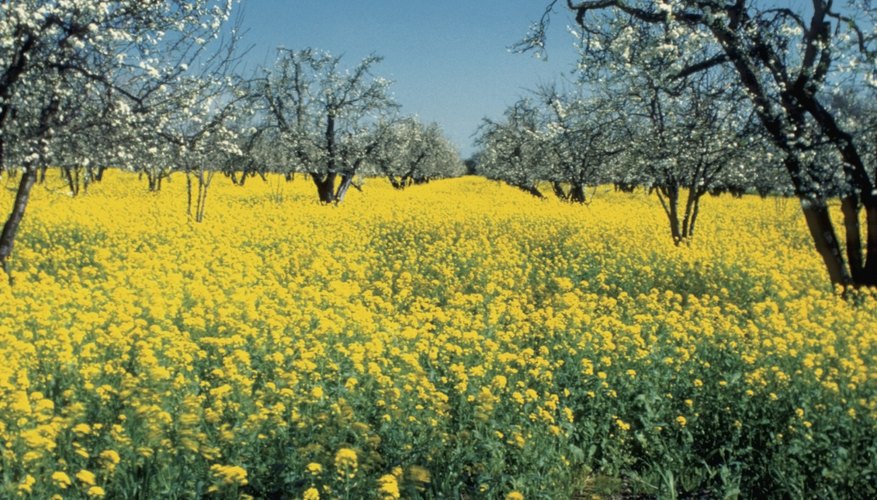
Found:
<box><xmin>0</xmin><ymin>172</ymin><xmax>875</xmax><ymax>498</ymax></box>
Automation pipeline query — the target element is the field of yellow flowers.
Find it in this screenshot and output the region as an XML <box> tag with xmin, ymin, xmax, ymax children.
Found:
<box><xmin>0</xmin><ymin>172</ymin><xmax>875</xmax><ymax>499</ymax></box>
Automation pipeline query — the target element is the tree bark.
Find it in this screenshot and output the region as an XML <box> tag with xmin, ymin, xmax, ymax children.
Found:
<box><xmin>569</xmin><ymin>183</ymin><xmax>586</xmax><ymax>204</ymax></box>
<box><xmin>195</xmin><ymin>170</ymin><xmax>213</xmax><ymax>223</ymax></box>
<box><xmin>840</xmin><ymin>195</ymin><xmax>864</xmax><ymax>283</ymax></box>
<box><xmin>512</xmin><ymin>182</ymin><xmax>545</xmax><ymax>199</ymax></box>
<box><xmin>687</xmin><ymin>191</ymin><xmax>702</xmax><ymax>240</ymax></box>
<box><xmin>388</xmin><ymin>175</ymin><xmax>403</xmax><ymax>189</ymax></box>
<box><xmin>800</xmin><ymin>200</ymin><xmax>852</xmax><ymax>287</ymax></box>
<box><xmin>185</xmin><ymin>170</ymin><xmax>193</xmax><ymax>217</ymax></box>
<box><xmin>681</xmin><ymin>188</ymin><xmax>703</xmax><ymax>240</ymax></box>
<box><xmin>0</xmin><ymin>166</ymin><xmax>38</xmax><ymax>279</ymax></box>
<box><xmin>655</xmin><ymin>185</ymin><xmax>682</xmax><ymax>244</ymax></box>
<box><xmin>147</xmin><ymin>171</ymin><xmax>162</xmax><ymax>192</ymax></box>
<box><xmin>311</xmin><ymin>172</ymin><xmax>337</xmax><ymax>203</ymax></box>
<box><xmin>861</xmin><ymin>199</ymin><xmax>877</xmax><ymax>286</ymax></box>
<box><xmin>63</xmin><ymin>166</ymin><xmax>80</xmax><ymax>196</ymax></box>
<box><xmin>335</xmin><ymin>174</ymin><xmax>354</xmax><ymax>203</ymax></box>
<box><xmin>668</xmin><ymin>197</ymin><xmax>681</xmax><ymax>244</ymax></box>
<box><xmin>614</xmin><ymin>182</ymin><xmax>637</xmax><ymax>193</ymax></box>
<box><xmin>552</xmin><ymin>181</ymin><xmax>568</xmax><ymax>201</ymax></box>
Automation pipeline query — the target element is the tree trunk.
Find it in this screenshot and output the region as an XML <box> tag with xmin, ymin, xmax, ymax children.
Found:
<box><xmin>311</xmin><ymin>172</ymin><xmax>337</xmax><ymax>204</ymax></box>
<box><xmin>195</xmin><ymin>173</ymin><xmax>204</xmax><ymax>222</ymax></box>
<box><xmin>322</xmin><ymin>111</ymin><xmax>338</xmax><ymax>203</ymax></box>
<box><xmin>569</xmin><ymin>183</ymin><xmax>586</xmax><ymax>204</ymax></box>
<box><xmin>388</xmin><ymin>175</ymin><xmax>404</xmax><ymax>189</ymax></box>
<box><xmin>195</xmin><ymin>170</ymin><xmax>213</xmax><ymax>223</ymax></box>
<box><xmin>687</xmin><ymin>192</ymin><xmax>702</xmax><ymax>240</ymax></box>
<box><xmin>681</xmin><ymin>188</ymin><xmax>703</xmax><ymax>241</ymax></box>
<box><xmin>668</xmin><ymin>197</ymin><xmax>682</xmax><ymax>244</ymax></box>
<box><xmin>552</xmin><ymin>181</ymin><xmax>568</xmax><ymax>201</ymax></box>
<box><xmin>859</xmin><ymin>199</ymin><xmax>877</xmax><ymax>286</ymax></box>
<box><xmin>335</xmin><ymin>174</ymin><xmax>354</xmax><ymax>203</ymax></box>
<box><xmin>614</xmin><ymin>182</ymin><xmax>637</xmax><ymax>193</ymax></box>
<box><xmin>800</xmin><ymin>200</ymin><xmax>852</xmax><ymax>287</ymax></box>
<box><xmin>0</xmin><ymin>95</ymin><xmax>57</xmax><ymax>282</ymax></box>
<box><xmin>146</xmin><ymin>170</ymin><xmax>165</xmax><ymax>192</ymax></box>
<box><xmin>655</xmin><ymin>186</ymin><xmax>682</xmax><ymax>244</ymax></box>
<box><xmin>62</xmin><ymin>166</ymin><xmax>80</xmax><ymax>196</ymax></box>
<box><xmin>840</xmin><ymin>195</ymin><xmax>865</xmax><ymax>284</ymax></box>
<box><xmin>186</xmin><ymin>169</ymin><xmax>193</xmax><ymax>218</ymax></box>
<box><xmin>511</xmin><ymin>182</ymin><xmax>545</xmax><ymax>199</ymax></box>
<box><xmin>0</xmin><ymin>166</ymin><xmax>37</xmax><ymax>280</ymax></box>
<box><xmin>868</xmin><ymin>133</ymin><xmax>877</xmax><ymax>284</ymax></box>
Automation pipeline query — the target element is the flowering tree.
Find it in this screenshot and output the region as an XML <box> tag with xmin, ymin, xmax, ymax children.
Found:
<box><xmin>475</xmin><ymin>89</ymin><xmax>624</xmax><ymax>202</ymax></box>
<box><xmin>221</xmin><ymin>93</ymin><xmax>273</xmax><ymax>187</ymax></box>
<box><xmin>526</xmin><ymin>0</ymin><xmax>877</xmax><ymax>287</ymax></box>
<box><xmin>537</xmin><ymin>85</ymin><xmax>624</xmax><ymax>203</ymax></box>
<box><xmin>34</xmin><ymin>78</ymin><xmax>122</xmax><ymax>195</ymax></box>
<box><xmin>253</xmin><ymin>49</ymin><xmax>398</xmax><ymax>204</ymax></box>
<box><xmin>475</xmin><ymin>98</ymin><xmax>550</xmax><ymax>198</ymax></box>
<box><xmin>595</xmin><ymin>48</ymin><xmax>773</xmax><ymax>243</ymax></box>
<box><xmin>0</xmin><ymin>0</ymin><xmax>235</xmax><ymax>275</ymax></box>
<box><xmin>376</xmin><ymin>117</ymin><xmax>464</xmax><ymax>188</ymax></box>
<box><xmin>152</xmin><ymin>70</ymin><xmax>246</xmax><ymax>222</ymax></box>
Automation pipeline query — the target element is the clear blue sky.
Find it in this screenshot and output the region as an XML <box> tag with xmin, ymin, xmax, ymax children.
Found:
<box><xmin>232</xmin><ymin>1</ymin><xmax>581</xmax><ymax>158</ymax></box>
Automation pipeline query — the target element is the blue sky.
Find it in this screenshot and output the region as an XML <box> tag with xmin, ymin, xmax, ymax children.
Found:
<box><xmin>231</xmin><ymin>1</ymin><xmax>582</xmax><ymax>157</ymax></box>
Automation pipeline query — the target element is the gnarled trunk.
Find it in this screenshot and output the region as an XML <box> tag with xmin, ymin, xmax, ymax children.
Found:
<box><xmin>312</xmin><ymin>172</ymin><xmax>337</xmax><ymax>204</ymax></box>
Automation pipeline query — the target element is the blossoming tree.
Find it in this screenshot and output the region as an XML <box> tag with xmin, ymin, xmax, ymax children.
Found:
<box><xmin>252</xmin><ymin>49</ymin><xmax>399</xmax><ymax>204</ymax></box>
<box><xmin>475</xmin><ymin>98</ymin><xmax>551</xmax><ymax>198</ymax></box>
<box><xmin>0</xmin><ymin>0</ymin><xmax>236</xmax><ymax>275</ymax></box>
<box><xmin>526</xmin><ymin>0</ymin><xmax>877</xmax><ymax>287</ymax></box>
<box><xmin>375</xmin><ymin>117</ymin><xmax>464</xmax><ymax>189</ymax></box>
